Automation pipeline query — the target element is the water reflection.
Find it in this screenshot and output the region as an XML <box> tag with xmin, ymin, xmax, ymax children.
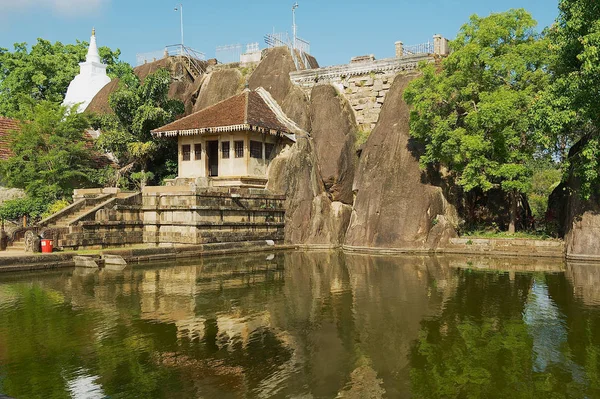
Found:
<box><xmin>0</xmin><ymin>252</ymin><xmax>598</xmax><ymax>398</ymax></box>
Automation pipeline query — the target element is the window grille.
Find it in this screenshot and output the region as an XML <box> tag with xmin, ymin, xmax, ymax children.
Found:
<box><xmin>234</xmin><ymin>141</ymin><xmax>244</xmax><ymax>158</ymax></box>
<box><xmin>265</xmin><ymin>143</ymin><xmax>275</xmax><ymax>159</ymax></box>
<box><xmin>222</xmin><ymin>141</ymin><xmax>230</xmax><ymax>159</ymax></box>
<box><xmin>194</xmin><ymin>144</ymin><xmax>202</xmax><ymax>160</ymax></box>
<box><xmin>250</xmin><ymin>141</ymin><xmax>263</xmax><ymax>159</ymax></box>
<box><xmin>182</xmin><ymin>144</ymin><xmax>191</xmax><ymax>161</ymax></box>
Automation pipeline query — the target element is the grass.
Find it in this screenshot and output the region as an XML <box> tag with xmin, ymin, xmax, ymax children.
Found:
<box><xmin>460</xmin><ymin>230</ymin><xmax>558</xmax><ymax>240</ymax></box>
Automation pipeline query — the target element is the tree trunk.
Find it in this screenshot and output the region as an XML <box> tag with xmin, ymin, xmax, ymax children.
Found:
<box><xmin>508</xmin><ymin>190</ymin><xmax>518</xmax><ymax>234</ymax></box>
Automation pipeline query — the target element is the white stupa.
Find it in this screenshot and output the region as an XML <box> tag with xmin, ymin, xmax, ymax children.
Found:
<box><xmin>63</xmin><ymin>29</ymin><xmax>111</xmax><ymax>113</ymax></box>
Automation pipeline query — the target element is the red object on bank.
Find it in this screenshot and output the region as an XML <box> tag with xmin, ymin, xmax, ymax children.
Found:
<box><xmin>41</xmin><ymin>239</ymin><xmax>53</xmax><ymax>253</ymax></box>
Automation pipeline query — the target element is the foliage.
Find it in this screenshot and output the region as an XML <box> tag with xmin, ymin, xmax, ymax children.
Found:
<box><xmin>0</xmin><ymin>101</ymin><xmax>99</xmax><ymax>201</ymax></box>
<box><xmin>532</xmin><ymin>0</ymin><xmax>600</xmax><ymax>200</ymax></box>
<box><xmin>526</xmin><ymin>158</ymin><xmax>562</xmax><ymax>221</ymax></box>
<box><xmin>0</xmin><ymin>196</ymin><xmax>48</xmax><ymax>222</ymax></box>
<box><xmin>0</xmin><ymin>38</ymin><xmax>132</xmax><ymax>117</ymax></box>
<box><xmin>40</xmin><ymin>199</ymin><xmax>70</xmax><ymax>220</ymax></box>
<box><xmin>92</xmin><ymin>68</ymin><xmax>183</xmax><ymax>187</ymax></box>
<box><xmin>404</xmin><ymin>9</ymin><xmax>550</xmax><ymax>231</ymax></box>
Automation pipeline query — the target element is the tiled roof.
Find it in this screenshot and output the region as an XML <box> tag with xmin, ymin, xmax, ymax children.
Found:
<box><xmin>152</xmin><ymin>89</ymin><xmax>291</xmax><ymax>137</ymax></box>
<box><xmin>0</xmin><ymin>117</ymin><xmax>19</xmax><ymax>160</ymax></box>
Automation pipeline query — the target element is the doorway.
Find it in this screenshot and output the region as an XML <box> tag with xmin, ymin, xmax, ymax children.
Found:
<box><xmin>207</xmin><ymin>140</ymin><xmax>219</xmax><ymax>177</ymax></box>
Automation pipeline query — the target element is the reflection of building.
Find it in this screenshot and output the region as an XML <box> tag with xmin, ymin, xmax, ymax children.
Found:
<box><xmin>63</xmin><ymin>29</ymin><xmax>111</xmax><ymax>113</ymax></box>
<box><xmin>151</xmin><ymin>88</ymin><xmax>300</xmax><ymax>188</ymax></box>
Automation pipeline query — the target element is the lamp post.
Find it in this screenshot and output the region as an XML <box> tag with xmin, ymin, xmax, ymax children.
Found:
<box><xmin>174</xmin><ymin>4</ymin><xmax>184</xmax><ymax>54</ymax></box>
<box><xmin>292</xmin><ymin>2</ymin><xmax>298</xmax><ymax>50</ymax></box>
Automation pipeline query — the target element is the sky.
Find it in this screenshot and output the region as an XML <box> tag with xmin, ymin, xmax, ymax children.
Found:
<box><xmin>0</xmin><ymin>0</ymin><xmax>559</xmax><ymax>68</ymax></box>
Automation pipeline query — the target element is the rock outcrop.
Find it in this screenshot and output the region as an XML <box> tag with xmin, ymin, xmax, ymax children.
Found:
<box><xmin>344</xmin><ymin>73</ymin><xmax>458</xmax><ymax>250</ymax></box>
<box><xmin>267</xmin><ymin>138</ymin><xmax>351</xmax><ymax>246</ymax></box>
<box><xmin>249</xmin><ymin>47</ymin><xmax>311</xmax><ymax>132</ymax></box>
<box><xmin>193</xmin><ymin>69</ymin><xmax>243</xmax><ymax>112</ymax></box>
<box><xmin>87</xmin><ymin>57</ymin><xmax>201</xmax><ymax>116</ymax></box>
<box><xmin>309</xmin><ymin>85</ymin><xmax>357</xmax><ymax>204</ymax></box>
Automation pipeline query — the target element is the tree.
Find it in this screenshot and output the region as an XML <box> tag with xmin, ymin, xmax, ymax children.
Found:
<box><xmin>0</xmin><ymin>38</ymin><xmax>131</xmax><ymax>117</ymax></box>
<box><xmin>93</xmin><ymin>68</ymin><xmax>184</xmax><ymax>186</ymax></box>
<box><xmin>534</xmin><ymin>0</ymin><xmax>600</xmax><ymax>200</ymax></box>
<box><xmin>404</xmin><ymin>9</ymin><xmax>550</xmax><ymax>233</ymax></box>
<box><xmin>0</xmin><ymin>101</ymin><xmax>99</xmax><ymax>202</ymax></box>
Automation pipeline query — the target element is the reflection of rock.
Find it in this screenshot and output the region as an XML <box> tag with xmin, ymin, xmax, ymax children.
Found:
<box><xmin>565</xmin><ymin>261</ymin><xmax>600</xmax><ymax>307</ymax></box>
<box><xmin>337</xmin><ymin>364</ymin><xmax>386</xmax><ymax>399</ymax></box>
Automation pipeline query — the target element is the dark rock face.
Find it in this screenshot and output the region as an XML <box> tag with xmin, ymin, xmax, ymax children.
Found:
<box><xmin>267</xmin><ymin>137</ymin><xmax>351</xmax><ymax>246</ymax></box>
<box><xmin>249</xmin><ymin>47</ymin><xmax>312</xmax><ymax>132</ymax></box>
<box><xmin>249</xmin><ymin>47</ymin><xmax>296</xmax><ymax>105</ymax></box>
<box><xmin>193</xmin><ymin>69</ymin><xmax>243</xmax><ymax>112</ymax></box>
<box><xmin>344</xmin><ymin>73</ymin><xmax>458</xmax><ymax>249</ymax></box>
<box><xmin>309</xmin><ymin>85</ymin><xmax>357</xmax><ymax>204</ymax></box>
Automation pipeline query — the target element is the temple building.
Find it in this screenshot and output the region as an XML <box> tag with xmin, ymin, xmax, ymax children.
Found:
<box><xmin>63</xmin><ymin>29</ymin><xmax>111</xmax><ymax>113</ymax></box>
<box><xmin>152</xmin><ymin>87</ymin><xmax>301</xmax><ymax>188</ymax></box>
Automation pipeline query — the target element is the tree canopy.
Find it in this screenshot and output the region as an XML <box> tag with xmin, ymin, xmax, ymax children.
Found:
<box><xmin>0</xmin><ymin>38</ymin><xmax>131</xmax><ymax>117</ymax></box>
<box><xmin>93</xmin><ymin>68</ymin><xmax>184</xmax><ymax>187</ymax></box>
<box><xmin>404</xmin><ymin>9</ymin><xmax>550</xmax><ymax>232</ymax></box>
<box><xmin>534</xmin><ymin>0</ymin><xmax>600</xmax><ymax>199</ymax></box>
<box><xmin>0</xmin><ymin>101</ymin><xmax>101</xmax><ymax>201</ymax></box>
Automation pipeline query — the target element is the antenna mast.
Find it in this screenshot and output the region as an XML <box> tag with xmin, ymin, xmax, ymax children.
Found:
<box><xmin>292</xmin><ymin>2</ymin><xmax>299</xmax><ymax>50</ymax></box>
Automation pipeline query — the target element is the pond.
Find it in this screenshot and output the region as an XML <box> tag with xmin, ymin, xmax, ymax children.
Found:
<box><xmin>0</xmin><ymin>251</ymin><xmax>599</xmax><ymax>398</ymax></box>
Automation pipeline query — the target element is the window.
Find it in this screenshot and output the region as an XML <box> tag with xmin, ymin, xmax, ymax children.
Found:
<box><xmin>265</xmin><ymin>143</ymin><xmax>275</xmax><ymax>159</ymax></box>
<box><xmin>250</xmin><ymin>140</ymin><xmax>263</xmax><ymax>159</ymax></box>
<box><xmin>194</xmin><ymin>144</ymin><xmax>202</xmax><ymax>160</ymax></box>
<box><xmin>182</xmin><ymin>144</ymin><xmax>191</xmax><ymax>161</ymax></box>
<box><xmin>221</xmin><ymin>141</ymin><xmax>230</xmax><ymax>159</ymax></box>
<box><xmin>234</xmin><ymin>141</ymin><xmax>244</xmax><ymax>158</ymax></box>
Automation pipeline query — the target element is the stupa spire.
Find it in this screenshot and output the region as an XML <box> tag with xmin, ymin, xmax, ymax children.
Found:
<box><xmin>86</xmin><ymin>28</ymin><xmax>101</xmax><ymax>64</ymax></box>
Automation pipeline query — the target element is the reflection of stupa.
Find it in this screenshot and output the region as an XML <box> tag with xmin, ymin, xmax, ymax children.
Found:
<box><xmin>63</xmin><ymin>29</ymin><xmax>111</xmax><ymax>113</ymax></box>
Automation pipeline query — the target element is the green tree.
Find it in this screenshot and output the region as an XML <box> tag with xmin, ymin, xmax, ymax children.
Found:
<box><xmin>404</xmin><ymin>9</ymin><xmax>550</xmax><ymax>233</ymax></box>
<box><xmin>0</xmin><ymin>38</ymin><xmax>131</xmax><ymax>117</ymax></box>
<box><xmin>0</xmin><ymin>101</ymin><xmax>99</xmax><ymax>202</ymax></box>
<box><xmin>93</xmin><ymin>68</ymin><xmax>183</xmax><ymax>186</ymax></box>
<box><xmin>534</xmin><ymin>0</ymin><xmax>600</xmax><ymax>200</ymax></box>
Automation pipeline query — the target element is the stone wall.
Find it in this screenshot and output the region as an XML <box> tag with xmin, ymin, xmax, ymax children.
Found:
<box><xmin>290</xmin><ymin>54</ymin><xmax>432</xmax><ymax>131</ymax></box>
<box><xmin>142</xmin><ymin>186</ymin><xmax>285</xmax><ymax>245</ymax></box>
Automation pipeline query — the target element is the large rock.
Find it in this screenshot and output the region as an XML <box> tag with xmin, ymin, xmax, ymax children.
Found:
<box><xmin>563</xmin><ymin>190</ymin><xmax>600</xmax><ymax>259</ymax></box>
<box><xmin>249</xmin><ymin>47</ymin><xmax>296</xmax><ymax>105</ymax></box>
<box><xmin>87</xmin><ymin>57</ymin><xmax>202</xmax><ymax>116</ymax></box>
<box><xmin>267</xmin><ymin>137</ymin><xmax>351</xmax><ymax>246</ymax></box>
<box><xmin>344</xmin><ymin>73</ymin><xmax>458</xmax><ymax>250</ymax></box>
<box><xmin>309</xmin><ymin>85</ymin><xmax>357</xmax><ymax>204</ymax></box>
<box><xmin>193</xmin><ymin>69</ymin><xmax>243</xmax><ymax>112</ymax></box>
<box><xmin>249</xmin><ymin>47</ymin><xmax>312</xmax><ymax>132</ymax></box>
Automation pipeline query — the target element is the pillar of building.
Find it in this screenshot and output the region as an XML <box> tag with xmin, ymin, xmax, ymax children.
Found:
<box><xmin>433</xmin><ymin>35</ymin><xmax>450</xmax><ymax>56</ymax></box>
<box><xmin>395</xmin><ymin>41</ymin><xmax>404</xmax><ymax>58</ymax></box>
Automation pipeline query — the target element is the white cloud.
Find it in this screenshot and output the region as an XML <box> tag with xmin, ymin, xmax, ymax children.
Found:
<box><xmin>0</xmin><ymin>0</ymin><xmax>108</xmax><ymax>15</ymax></box>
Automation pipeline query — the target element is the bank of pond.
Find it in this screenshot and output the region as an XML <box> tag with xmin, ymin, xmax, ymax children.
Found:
<box><xmin>0</xmin><ymin>251</ymin><xmax>598</xmax><ymax>398</ymax></box>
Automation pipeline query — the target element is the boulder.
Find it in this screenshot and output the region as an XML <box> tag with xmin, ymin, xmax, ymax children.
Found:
<box><xmin>248</xmin><ymin>47</ymin><xmax>296</xmax><ymax>105</ymax></box>
<box><xmin>344</xmin><ymin>73</ymin><xmax>458</xmax><ymax>250</ymax></box>
<box><xmin>193</xmin><ymin>69</ymin><xmax>244</xmax><ymax>112</ymax></box>
<box><xmin>309</xmin><ymin>85</ymin><xmax>357</xmax><ymax>204</ymax></box>
<box><xmin>267</xmin><ymin>137</ymin><xmax>351</xmax><ymax>246</ymax></box>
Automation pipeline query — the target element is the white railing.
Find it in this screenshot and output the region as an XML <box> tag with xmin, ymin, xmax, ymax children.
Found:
<box><xmin>216</xmin><ymin>44</ymin><xmax>243</xmax><ymax>64</ymax></box>
<box><xmin>403</xmin><ymin>41</ymin><xmax>434</xmax><ymax>55</ymax></box>
<box><xmin>264</xmin><ymin>32</ymin><xmax>313</xmax><ymax>70</ymax></box>
<box><xmin>136</xmin><ymin>45</ymin><xmax>206</xmax><ymax>65</ymax></box>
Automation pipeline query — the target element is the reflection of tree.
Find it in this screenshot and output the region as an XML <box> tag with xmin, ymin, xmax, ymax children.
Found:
<box><xmin>409</xmin><ymin>271</ymin><xmax>600</xmax><ymax>398</ymax></box>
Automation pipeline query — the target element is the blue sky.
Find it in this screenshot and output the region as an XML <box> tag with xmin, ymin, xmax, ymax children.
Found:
<box><xmin>0</xmin><ymin>0</ymin><xmax>559</xmax><ymax>68</ymax></box>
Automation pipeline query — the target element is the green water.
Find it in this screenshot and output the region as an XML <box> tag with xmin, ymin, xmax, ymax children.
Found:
<box><xmin>0</xmin><ymin>251</ymin><xmax>598</xmax><ymax>398</ymax></box>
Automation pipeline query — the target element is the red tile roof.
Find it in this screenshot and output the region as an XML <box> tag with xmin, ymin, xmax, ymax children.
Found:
<box><xmin>0</xmin><ymin>117</ymin><xmax>20</xmax><ymax>161</ymax></box>
<box><xmin>151</xmin><ymin>90</ymin><xmax>291</xmax><ymax>137</ymax></box>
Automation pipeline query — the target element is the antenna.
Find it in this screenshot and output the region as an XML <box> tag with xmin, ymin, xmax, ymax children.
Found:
<box><xmin>292</xmin><ymin>2</ymin><xmax>299</xmax><ymax>50</ymax></box>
